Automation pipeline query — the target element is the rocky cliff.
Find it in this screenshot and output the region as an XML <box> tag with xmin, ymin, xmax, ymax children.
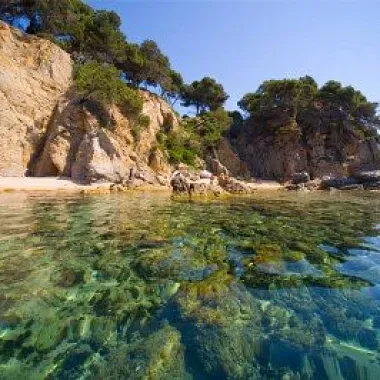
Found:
<box><xmin>31</xmin><ymin>90</ymin><xmax>177</xmax><ymax>183</ymax></box>
<box><xmin>0</xmin><ymin>21</ymin><xmax>72</xmax><ymax>176</ymax></box>
<box><xmin>0</xmin><ymin>22</ymin><xmax>178</xmax><ymax>182</ymax></box>
<box><xmin>221</xmin><ymin>110</ymin><xmax>380</xmax><ymax>181</ymax></box>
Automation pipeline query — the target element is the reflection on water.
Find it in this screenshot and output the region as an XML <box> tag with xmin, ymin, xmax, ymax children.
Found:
<box><xmin>0</xmin><ymin>191</ymin><xmax>380</xmax><ymax>379</ymax></box>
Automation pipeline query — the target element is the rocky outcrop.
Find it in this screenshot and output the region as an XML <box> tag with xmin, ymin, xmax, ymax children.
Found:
<box><xmin>0</xmin><ymin>21</ymin><xmax>72</xmax><ymax>176</ymax></box>
<box><xmin>32</xmin><ymin>91</ymin><xmax>177</xmax><ymax>183</ymax></box>
<box><xmin>0</xmin><ymin>22</ymin><xmax>179</xmax><ymax>183</ymax></box>
<box><xmin>225</xmin><ymin>111</ymin><xmax>380</xmax><ymax>181</ymax></box>
<box><xmin>214</xmin><ymin>139</ymin><xmax>251</xmax><ymax>179</ymax></box>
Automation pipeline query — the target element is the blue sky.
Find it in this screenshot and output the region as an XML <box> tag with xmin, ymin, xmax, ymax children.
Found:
<box><xmin>87</xmin><ymin>0</ymin><xmax>380</xmax><ymax>111</ymax></box>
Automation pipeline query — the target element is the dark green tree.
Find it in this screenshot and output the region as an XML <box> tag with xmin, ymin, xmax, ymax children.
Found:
<box><xmin>116</xmin><ymin>42</ymin><xmax>146</xmax><ymax>86</ymax></box>
<box><xmin>139</xmin><ymin>40</ymin><xmax>171</xmax><ymax>89</ymax></box>
<box><xmin>162</xmin><ymin>70</ymin><xmax>184</xmax><ymax>105</ymax></box>
<box><xmin>197</xmin><ymin>108</ymin><xmax>232</xmax><ymax>149</ymax></box>
<box><xmin>238</xmin><ymin>76</ymin><xmax>318</xmax><ymax>119</ymax></box>
<box><xmin>238</xmin><ymin>76</ymin><xmax>379</xmax><ymax>138</ymax></box>
<box><xmin>75</xmin><ymin>62</ymin><xmax>143</xmax><ymax>117</ymax></box>
<box><xmin>318</xmin><ymin>80</ymin><xmax>378</xmax><ymax>122</ymax></box>
<box><xmin>79</xmin><ymin>9</ymin><xmax>125</xmax><ymax>63</ymax></box>
<box><xmin>181</xmin><ymin>77</ymin><xmax>229</xmax><ymax>115</ymax></box>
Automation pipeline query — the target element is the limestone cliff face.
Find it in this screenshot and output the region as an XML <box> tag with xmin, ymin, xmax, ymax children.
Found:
<box><xmin>0</xmin><ymin>21</ymin><xmax>72</xmax><ymax>176</ymax></box>
<box><xmin>225</xmin><ymin>110</ymin><xmax>380</xmax><ymax>181</ymax></box>
<box><xmin>32</xmin><ymin>91</ymin><xmax>177</xmax><ymax>182</ymax></box>
<box><xmin>0</xmin><ymin>22</ymin><xmax>178</xmax><ymax>182</ymax></box>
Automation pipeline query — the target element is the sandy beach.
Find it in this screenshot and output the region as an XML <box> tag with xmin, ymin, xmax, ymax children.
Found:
<box><xmin>0</xmin><ymin>177</ymin><xmax>284</xmax><ymax>194</ymax></box>
<box><xmin>0</xmin><ymin>177</ymin><xmax>113</xmax><ymax>193</ymax></box>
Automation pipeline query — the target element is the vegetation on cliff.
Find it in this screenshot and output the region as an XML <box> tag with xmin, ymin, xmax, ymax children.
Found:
<box><xmin>159</xmin><ymin>108</ymin><xmax>232</xmax><ymax>166</ymax></box>
<box><xmin>75</xmin><ymin>62</ymin><xmax>143</xmax><ymax>119</ymax></box>
<box><xmin>238</xmin><ymin>76</ymin><xmax>379</xmax><ymax>137</ymax></box>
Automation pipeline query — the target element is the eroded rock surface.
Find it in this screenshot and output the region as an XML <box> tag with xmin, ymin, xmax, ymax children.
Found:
<box><xmin>32</xmin><ymin>91</ymin><xmax>177</xmax><ymax>183</ymax></box>
<box><xmin>0</xmin><ymin>21</ymin><xmax>72</xmax><ymax>176</ymax></box>
<box><xmin>224</xmin><ymin>112</ymin><xmax>380</xmax><ymax>181</ymax></box>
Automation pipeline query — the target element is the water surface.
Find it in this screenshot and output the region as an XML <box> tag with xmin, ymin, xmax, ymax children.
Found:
<box><xmin>1</xmin><ymin>191</ymin><xmax>380</xmax><ymax>379</ymax></box>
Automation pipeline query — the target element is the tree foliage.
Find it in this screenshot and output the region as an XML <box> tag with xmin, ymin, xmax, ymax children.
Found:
<box><xmin>318</xmin><ymin>81</ymin><xmax>378</xmax><ymax>120</ymax></box>
<box><xmin>238</xmin><ymin>76</ymin><xmax>378</xmax><ymax>129</ymax></box>
<box><xmin>196</xmin><ymin>108</ymin><xmax>232</xmax><ymax>148</ymax></box>
<box><xmin>75</xmin><ymin>62</ymin><xmax>143</xmax><ymax>119</ymax></box>
<box><xmin>181</xmin><ymin>77</ymin><xmax>229</xmax><ymax>115</ymax></box>
<box><xmin>159</xmin><ymin>108</ymin><xmax>232</xmax><ymax>166</ymax></box>
<box><xmin>238</xmin><ymin>76</ymin><xmax>318</xmax><ymax>119</ymax></box>
<box><xmin>163</xmin><ymin>70</ymin><xmax>184</xmax><ymax>105</ymax></box>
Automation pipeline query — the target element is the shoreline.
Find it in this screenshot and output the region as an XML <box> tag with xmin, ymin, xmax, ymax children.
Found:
<box><xmin>0</xmin><ymin>177</ymin><xmax>284</xmax><ymax>194</ymax></box>
<box><xmin>0</xmin><ymin>177</ymin><xmax>113</xmax><ymax>193</ymax></box>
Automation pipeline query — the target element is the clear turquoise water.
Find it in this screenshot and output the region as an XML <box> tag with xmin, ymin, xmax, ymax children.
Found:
<box><xmin>1</xmin><ymin>191</ymin><xmax>380</xmax><ymax>379</ymax></box>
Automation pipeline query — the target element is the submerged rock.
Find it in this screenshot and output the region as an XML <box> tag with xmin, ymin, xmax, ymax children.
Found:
<box><xmin>97</xmin><ymin>325</ymin><xmax>188</xmax><ymax>380</ymax></box>
<box><xmin>50</xmin><ymin>266</ymin><xmax>85</xmax><ymax>288</ymax></box>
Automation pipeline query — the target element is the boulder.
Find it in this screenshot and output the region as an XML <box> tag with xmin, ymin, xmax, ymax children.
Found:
<box><xmin>34</xmin><ymin>91</ymin><xmax>177</xmax><ymax>182</ymax></box>
<box><xmin>353</xmin><ymin>170</ymin><xmax>380</xmax><ymax>183</ymax></box>
<box><xmin>170</xmin><ymin>173</ymin><xmax>190</xmax><ymax>194</ymax></box>
<box><xmin>321</xmin><ymin>177</ymin><xmax>358</xmax><ymax>190</ymax></box>
<box><xmin>208</xmin><ymin>158</ymin><xmax>229</xmax><ymax>177</ymax></box>
<box><xmin>200</xmin><ymin>170</ymin><xmax>213</xmax><ymax>179</ymax></box>
<box><xmin>292</xmin><ymin>172</ymin><xmax>310</xmax><ymax>185</ymax></box>
<box><xmin>218</xmin><ymin>175</ymin><xmax>256</xmax><ymax>194</ymax></box>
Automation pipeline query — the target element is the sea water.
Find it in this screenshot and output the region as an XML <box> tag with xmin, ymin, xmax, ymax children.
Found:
<box><xmin>0</xmin><ymin>191</ymin><xmax>380</xmax><ymax>379</ymax></box>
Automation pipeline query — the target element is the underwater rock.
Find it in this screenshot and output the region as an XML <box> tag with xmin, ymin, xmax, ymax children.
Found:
<box><xmin>52</xmin><ymin>343</ymin><xmax>94</xmax><ymax>379</ymax></box>
<box><xmin>357</xmin><ymin>328</ymin><xmax>378</xmax><ymax>350</ymax></box>
<box><xmin>177</xmin><ymin>284</ymin><xmax>262</xmax><ymax>379</ymax></box>
<box><xmin>50</xmin><ymin>266</ymin><xmax>85</xmax><ymax>288</ymax></box>
<box><xmin>97</xmin><ymin>325</ymin><xmax>188</xmax><ymax>380</ymax></box>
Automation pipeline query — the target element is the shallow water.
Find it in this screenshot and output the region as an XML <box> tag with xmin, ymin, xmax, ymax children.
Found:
<box><xmin>1</xmin><ymin>191</ymin><xmax>380</xmax><ymax>379</ymax></box>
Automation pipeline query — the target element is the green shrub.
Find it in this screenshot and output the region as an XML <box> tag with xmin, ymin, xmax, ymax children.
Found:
<box><xmin>157</xmin><ymin>108</ymin><xmax>231</xmax><ymax>166</ymax></box>
<box><xmin>75</xmin><ymin>62</ymin><xmax>143</xmax><ymax>124</ymax></box>
<box><xmin>199</xmin><ymin>108</ymin><xmax>232</xmax><ymax>149</ymax></box>
<box><xmin>131</xmin><ymin>115</ymin><xmax>151</xmax><ymax>140</ymax></box>
<box><xmin>163</xmin><ymin>131</ymin><xmax>199</xmax><ymax>166</ymax></box>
